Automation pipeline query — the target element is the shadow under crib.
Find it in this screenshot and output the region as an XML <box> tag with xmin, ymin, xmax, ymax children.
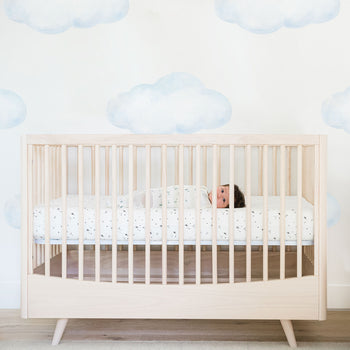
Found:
<box><xmin>33</xmin><ymin>244</ymin><xmax>314</xmax><ymax>284</ymax></box>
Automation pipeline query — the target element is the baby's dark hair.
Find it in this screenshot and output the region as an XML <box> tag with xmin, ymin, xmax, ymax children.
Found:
<box><xmin>222</xmin><ymin>184</ymin><xmax>245</xmax><ymax>208</ymax></box>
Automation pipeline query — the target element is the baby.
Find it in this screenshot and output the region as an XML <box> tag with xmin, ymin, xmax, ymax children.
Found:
<box><xmin>208</xmin><ymin>184</ymin><xmax>245</xmax><ymax>208</ymax></box>
<box><xmin>116</xmin><ymin>184</ymin><xmax>245</xmax><ymax>209</ymax></box>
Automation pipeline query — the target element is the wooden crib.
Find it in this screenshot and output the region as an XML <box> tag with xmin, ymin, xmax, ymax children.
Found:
<box><xmin>21</xmin><ymin>134</ymin><xmax>327</xmax><ymax>347</ymax></box>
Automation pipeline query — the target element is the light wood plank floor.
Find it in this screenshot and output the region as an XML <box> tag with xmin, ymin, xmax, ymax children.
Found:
<box><xmin>1</xmin><ymin>310</ymin><xmax>349</xmax><ymax>343</ymax></box>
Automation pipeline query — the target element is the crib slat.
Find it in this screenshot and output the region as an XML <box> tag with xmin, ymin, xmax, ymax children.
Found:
<box><xmin>57</xmin><ymin>147</ymin><xmax>61</xmax><ymax>202</ymax></box>
<box><xmin>280</xmin><ymin>145</ymin><xmax>286</xmax><ymax>280</ymax></box>
<box><xmin>119</xmin><ymin>147</ymin><xmax>124</xmax><ymax>195</ymax></box>
<box><xmin>190</xmin><ymin>146</ymin><xmax>193</xmax><ymax>185</ymax></box>
<box><xmin>263</xmin><ymin>145</ymin><xmax>268</xmax><ymax>282</ymax></box>
<box><xmin>273</xmin><ymin>146</ymin><xmax>277</xmax><ymax>195</ymax></box>
<box><xmin>61</xmin><ymin>145</ymin><xmax>67</xmax><ymax>279</ymax></box>
<box><xmin>33</xmin><ymin>245</ymin><xmax>37</xmax><ymax>269</ymax></box>
<box><xmin>212</xmin><ymin>145</ymin><xmax>218</xmax><ymax>285</ymax></box>
<box><xmin>229</xmin><ymin>145</ymin><xmax>235</xmax><ymax>283</ymax></box>
<box><xmin>195</xmin><ymin>144</ymin><xmax>201</xmax><ymax>285</ymax></box>
<box><xmin>314</xmin><ymin>144</ymin><xmax>320</xmax><ymax>276</ymax></box>
<box><xmin>78</xmin><ymin>145</ymin><xmax>84</xmax><ymax>281</ymax></box>
<box><xmin>258</xmin><ymin>146</ymin><xmax>263</xmax><ymax>196</ymax></box>
<box><xmin>245</xmin><ymin>145</ymin><xmax>251</xmax><ymax>282</ymax></box>
<box><xmin>41</xmin><ymin>245</ymin><xmax>44</xmax><ymax>266</ymax></box>
<box><xmin>202</xmin><ymin>146</ymin><xmax>207</xmax><ymax>187</ymax></box>
<box><xmin>179</xmin><ymin>145</ymin><xmax>184</xmax><ymax>285</ymax></box>
<box><xmin>38</xmin><ymin>146</ymin><xmax>40</xmax><ymax>206</ymax></box>
<box><xmin>161</xmin><ymin>145</ymin><xmax>167</xmax><ymax>285</ymax></box>
<box><xmin>28</xmin><ymin>145</ymin><xmax>33</xmax><ymax>274</ymax></box>
<box><xmin>44</xmin><ymin>145</ymin><xmax>50</xmax><ymax>277</ymax></box>
<box><xmin>50</xmin><ymin>147</ymin><xmax>53</xmax><ymax>200</ymax></box>
<box><xmin>128</xmin><ymin>145</ymin><xmax>134</xmax><ymax>284</ymax></box>
<box><xmin>38</xmin><ymin>146</ymin><xmax>42</xmax><ymax>206</ymax></box>
<box><xmin>51</xmin><ymin>147</ymin><xmax>55</xmax><ymax>199</ymax></box>
<box><xmin>175</xmin><ymin>146</ymin><xmax>179</xmax><ymax>185</ymax></box>
<box><xmin>105</xmin><ymin>146</ymin><xmax>110</xmax><ymax>195</ymax></box>
<box><xmin>287</xmin><ymin>147</ymin><xmax>291</xmax><ymax>195</ymax></box>
<box><xmin>95</xmin><ymin>145</ymin><xmax>101</xmax><ymax>282</ymax></box>
<box><xmin>33</xmin><ymin>147</ymin><xmax>37</xmax><ymax>207</ymax></box>
<box><xmin>217</xmin><ymin>145</ymin><xmax>221</xmax><ymax>185</ymax></box>
<box><xmin>112</xmin><ymin>145</ymin><xmax>117</xmax><ymax>283</ymax></box>
<box><xmin>134</xmin><ymin>146</ymin><xmax>137</xmax><ymax>191</ymax></box>
<box><xmin>297</xmin><ymin>145</ymin><xmax>303</xmax><ymax>278</ymax></box>
<box><xmin>145</xmin><ymin>145</ymin><xmax>151</xmax><ymax>285</ymax></box>
<box><xmin>42</xmin><ymin>146</ymin><xmax>45</xmax><ymax>203</ymax></box>
<box><xmin>55</xmin><ymin>147</ymin><xmax>57</xmax><ymax>198</ymax></box>
<box><xmin>91</xmin><ymin>146</ymin><xmax>95</xmax><ymax>195</ymax></box>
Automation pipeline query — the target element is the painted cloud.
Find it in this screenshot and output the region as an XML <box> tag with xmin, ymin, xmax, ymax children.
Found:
<box><xmin>4</xmin><ymin>195</ymin><xmax>21</xmax><ymax>229</ymax></box>
<box><xmin>4</xmin><ymin>0</ymin><xmax>128</xmax><ymax>34</ymax></box>
<box><xmin>107</xmin><ymin>73</ymin><xmax>232</xmax><ymax>134</ymax></box>
<box><xmin>327</xmin><ymin>193</ymin><xmax>340</xmax><ymax>227</ymax></box>
<box><xmin>215</xmin><ymin>0</ymin><xmax>340</xmax><ymax>34</ymax></box>
<box><xmin>0</xmin><ymin>89</ymin><xmax>26</xmax><ymax>129</ymax></box>
<box><xmin>322</xmin><ymin>87</ymin><xmax>350</xmax><ymax>133</ymax></box>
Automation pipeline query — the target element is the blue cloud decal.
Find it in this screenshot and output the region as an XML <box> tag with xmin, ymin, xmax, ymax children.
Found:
<box><xmin>322</xmin><ymin>87</ymin><xmax>350</xmax><ymax>133</ymax></box>
<box><xmin>215</xmin><ymin>0</ymin><xmax>340</xmax><ymax>34</ymax></box>
<box><xmin>327</xmin><ymin>193</ymin><xmax>340</xmax><ymax>227</ymax></box>
<box><xmin>0</xmin><ymin>89</ymin><xmax>26</xmax><ymax>129</ymax></box>
<box><xmin>107</xmin><ymin>73</ymin><xmax>232</xmax><ymax>134</ymax></box>
<box><xmin>4</xmin><ymin>195</ymin><xmax>21</xmax><ymax>229</ymax></box>
<box><xmin>4</xmin><ymin>0</ymin><xmax>129</xmax><ymax>34</ymax></box>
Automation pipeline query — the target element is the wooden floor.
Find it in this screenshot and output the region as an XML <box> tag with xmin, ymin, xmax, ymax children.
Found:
<box><xmin>1</xmin><ymin>310</ymin><xmax>349</xmax><ymax>343</ymax></box>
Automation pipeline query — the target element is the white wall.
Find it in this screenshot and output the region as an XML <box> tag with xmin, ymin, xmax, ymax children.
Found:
<box><xmin>0</xmin><ymin>0</ymin><xmax>349</xmax><ymax>308</ymax></box>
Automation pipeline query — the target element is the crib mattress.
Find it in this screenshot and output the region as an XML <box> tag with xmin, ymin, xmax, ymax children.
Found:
<box><xmin>33</xmin><ymin>195</ymin><xmax>314</xmax><ymax>245</ymax></box>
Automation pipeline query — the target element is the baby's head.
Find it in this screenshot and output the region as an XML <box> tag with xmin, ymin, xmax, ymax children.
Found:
<box><xmin>208</xmin><ymin>184</ymin><xmax>245</xmax><ymax>208</ymax></box>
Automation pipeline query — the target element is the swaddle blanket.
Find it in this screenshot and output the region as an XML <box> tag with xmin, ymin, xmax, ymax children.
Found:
<box><xmin>117</xmin><ymin>185</ymin><xmax>212</xmax><ymax>209</ymax></box>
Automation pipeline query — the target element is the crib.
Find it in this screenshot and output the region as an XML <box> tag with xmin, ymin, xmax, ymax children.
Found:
<box><xmin>21</xmin><ymin>134</ymin><xmax>327</xmax><ymax>347</ymax></box>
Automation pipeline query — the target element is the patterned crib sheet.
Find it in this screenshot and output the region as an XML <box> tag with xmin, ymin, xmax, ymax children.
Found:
<box><xmin>33</xmin><ymin>195</ymin><xmax>314</xmax><ymax>245</ymax></box>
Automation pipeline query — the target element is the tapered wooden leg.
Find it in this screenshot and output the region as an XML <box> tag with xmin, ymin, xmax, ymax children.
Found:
<box><xmin>280</xmin><ymin>319</ymin><xmax>297</xmax><ymax>348</ymax></box>
<box><xmin>52</xmin><ymin>318</ymin><xmax>68</xmax><ymax>345</ymax></box>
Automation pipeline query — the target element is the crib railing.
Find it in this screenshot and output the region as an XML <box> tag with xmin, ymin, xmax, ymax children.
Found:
<box><xmin>22</xmin><ymin>135</ymin><xmax>326</xmax><ymax>308</ymax></box>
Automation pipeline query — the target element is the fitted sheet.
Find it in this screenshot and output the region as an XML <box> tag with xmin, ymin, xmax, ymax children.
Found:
<box><xmin>33</xmin><ymin>195</ymin><xmax>314</xmax><ymax>245</ymax></box>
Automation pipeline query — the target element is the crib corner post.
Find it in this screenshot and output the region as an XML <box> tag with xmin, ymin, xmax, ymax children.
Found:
<box><xmin>21</xmin><ymin>135</ymin><xmax>28</xmax><ymax>319</ymax></box>
<box><xmin>318</xmin><ymin>135</ymin><xmax>328</xmax><ymax>321</ymax></box>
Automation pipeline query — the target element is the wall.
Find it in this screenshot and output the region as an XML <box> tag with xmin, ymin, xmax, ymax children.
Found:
<box><xmin>0</xmin><ymin>0</ymin><xmax>349</xmax><ymax>308</ymax></box>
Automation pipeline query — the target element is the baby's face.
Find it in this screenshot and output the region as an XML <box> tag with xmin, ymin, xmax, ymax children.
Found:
<box><xmin>208</xmin><ymin>186</ymin><xmax>230</xmax><ymax>208</ymax></box>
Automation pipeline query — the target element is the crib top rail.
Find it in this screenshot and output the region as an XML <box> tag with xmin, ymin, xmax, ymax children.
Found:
<box><xmin>24</xmin><ymin>134</ymin><xmax>323</xmax><ymax>146</ymax></box>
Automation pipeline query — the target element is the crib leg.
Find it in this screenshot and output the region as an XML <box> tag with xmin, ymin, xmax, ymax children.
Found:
<box><xmin>52</xmin><ymin>318</ymin><xmax>68</xmax><ymax>345</ymax></box>
<box><xmin>280</xmin><ymin>320</ymin><xmax>297</xmax><ymax>348</ymax></box>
